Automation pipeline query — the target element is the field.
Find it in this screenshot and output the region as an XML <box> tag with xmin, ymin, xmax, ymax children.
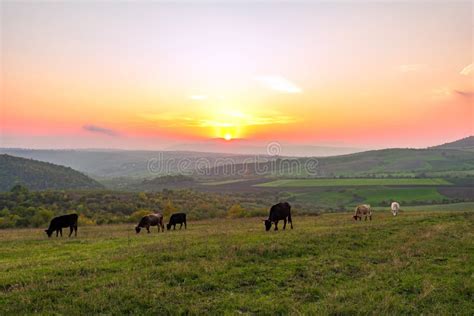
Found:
<box><xmin>255</xmin><ymin>178</ymin><xmax>452</xmax><ymax>187</ymax></box>
<box><xmin>291</xmin><ymin>187</ymin><xmax>446</xmax><ymax>207</ymax></box>
<box><xmin>1</xmin><ymin>211</ymin><xmax>473</xmax><ymax>314</ymax></box>
<box><xmin>400</xmin><ymin>202</ymin><xmax>474</xmax><ymax>211</ymax></box>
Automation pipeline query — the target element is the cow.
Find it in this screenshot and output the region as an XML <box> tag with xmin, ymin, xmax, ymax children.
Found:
<box><xmin>353</xmin><ymin>204</ymin><xmax>372</xmax><ymax>221</ymax></box>
<box><xmin>45</xmin><ymin>214</ymin><xmax>78</xmax><ymax>238</ymax></box>
<box><xmin>263</xmin><ymin>202</ymin><xmax>293</xmax><ymax>231</ymax></box>
<box><xmin>391</xmin><ymin>202</ymin><xmax>400</xmax><ymax>216</ymax></box>
<box><xmin>135</xmin><ymin>213</ymin><xmax>164</xmax><ymax>234</ymax></box>
<box><xmin>166</xmin><ymin>213</ymin><xmax>187</xmax><ymax>230</ymax></box>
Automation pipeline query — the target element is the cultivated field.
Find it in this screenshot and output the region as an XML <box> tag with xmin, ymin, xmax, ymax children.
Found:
<box><xmin>1</xmin><ymin>211</ymin><xmax>473</xmax><ymax>314</ymax></box>
<box><xmin>255</xmin><ymin>178</ymin><xmax>452</xmax><ymax>187</ymax></box>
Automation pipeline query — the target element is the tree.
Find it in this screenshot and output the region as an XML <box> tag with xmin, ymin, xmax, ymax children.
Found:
<box><xmin>163</xmin><ymin>200</ymin><xmax>177</xmax><ymax>217</ymax></box>
<box><xmin>30</xmin><ymin>208</ymin><xmax>54</xmax><ymax>227</ymax></box>
<box><xmin>227</xmin><ymin>204</ymin><xmax>247</xmax><ymax>218</ymax></box>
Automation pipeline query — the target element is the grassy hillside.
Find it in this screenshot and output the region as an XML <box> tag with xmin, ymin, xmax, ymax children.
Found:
<box><xmin>432</xmin><ymin>136</ymin><xmax>474</xmax><ymax>151</ymax></box>
<box><xmin>204</xmin><ymin>148</ymin><xmax>474</xmax><ymax>178</ymax></box>
<box><xmin>2</xmin><ymin>137</ymin><xmax>474</xmax><ymax>180</ymax></box>
<box><xmin>1</xmin><ymin>211</ymin><xmax>472</xmax><ymax>314</ymax></box>
<box><xmin>290</xmin><ymin>187</ymin><xmax>448</xmax><ymax>208</ymax></box>
<box><xmin>0</xmin><ymin>149</ymin><xmax>261</xmax><ymax>179</ymax></box>
<box><xmin>0</xmin><ymin>155</ymin><xmax>103</xmax><ymax>191</ymax></box>
<box><xmin>256</xmin><ymin>178</ymin><xmax>452</xmax><ymax>187</ymax></box>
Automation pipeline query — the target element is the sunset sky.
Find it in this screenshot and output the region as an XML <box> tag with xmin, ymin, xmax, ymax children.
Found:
<box><xmin>1</xmin><ymin>1</ymin><xmax>472</xmax><ymax>151</ymax></box>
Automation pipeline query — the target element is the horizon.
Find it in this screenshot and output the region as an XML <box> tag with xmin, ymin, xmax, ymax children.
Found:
<box><xmin>1</xmin><ymin>1</ymin><xmax>472</xmax><ymax>152</ymax></box>
<box><xmin>0</xmin><ymin>135</ymin><xmax>471</xmax><ymax>158</ymax></box>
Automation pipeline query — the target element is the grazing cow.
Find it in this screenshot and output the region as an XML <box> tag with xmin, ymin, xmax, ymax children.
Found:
<box><xmin>166</xmin><ymin>213</ymin><xmax>187</xmax><ymax>230</ymax></box>
<box><xmin>135</xmin><ymin>213</ymin><xmax>164</xmax><ymax>234</ymax></box>
<box><xmin>353</xmin><ymin>204</ymin><xmax>372</xmax><ymax>221</ymax></box>
<box><xmin>45</xmin><ymin>214</ymin><xmax>78</xmax><ymax>238</ymax></box>
<box><xmin>263</xmin><ymin>202</ymin><xmax>293</xmax><ymax>231</ymax></box>
<box><xmin>391</xmin><ymin>202</ymin><xmax>400</xmax><ymax>216</ymax></box>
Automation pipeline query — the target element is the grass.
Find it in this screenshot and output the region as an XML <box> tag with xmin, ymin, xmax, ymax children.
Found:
<box><xmin>256</xmin><ymin>178</ymin><xmax>452</xmax><ymax>187</ymax></box>
<box><xmin>1</xmin><ymin>211</ymin><xmax>473</xmax><ymax>314</ymax></box>
<box><xmin>200</xmin><ymin>179</ymin><xmax>250</xmax><ymax>186</ymax></box>
<box><xmin>400</xmin><ymin>202</ymin><xmax>474</xmax><ymax>211</ymax></box>
<box><xmin>293</xmin><ymin>187</ymin><xmax>446</xmax><ymax>207</ymax></box>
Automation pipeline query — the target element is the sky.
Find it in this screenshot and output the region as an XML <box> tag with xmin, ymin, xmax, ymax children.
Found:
<box><xmin>1</xmin><ymin>1</ymin><xmax>472</xmax><ymax>151</ymax></box>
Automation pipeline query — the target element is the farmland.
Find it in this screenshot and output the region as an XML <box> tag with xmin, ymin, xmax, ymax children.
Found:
<box><xmin>255</xmin><ymin>178</ymin><xmax>452</xmax><ymax>187</ymax></box>
<box><xmin>290</xmin><ymin>187</ymin><xmax>447</xmax><ymax>208</ymax></box>
<box><xmin>1</xmin><ymin>211</ymin><xmax>473</xmax><ymax>314</ymax></box>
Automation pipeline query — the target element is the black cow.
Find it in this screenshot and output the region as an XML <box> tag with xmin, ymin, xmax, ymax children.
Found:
<box><xmin>135</xmin><ymin>213</ymin><xmax>164</xmax><ymax>234</ymax></box>
<box><xmin>263</xmin><ymin>202</ymin><xmax>293</xmax><ymax>231</ymax></box>
<box><xmin>45</xmin><ymin>214</ymin><xmax>78</xmax><ymax>238</ymax></box>
<box><xmin>166</xmin><ymin>213</ymin><xmax>187</xmax><ymax>230</ymax></box>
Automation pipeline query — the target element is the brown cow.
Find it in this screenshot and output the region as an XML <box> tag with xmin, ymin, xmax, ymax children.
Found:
<box><xmin>135</xmin><ymin>213</ymin><xmax>164</xmax><ymax>233</ymax></box>
<box><xmin>353</xmin><ymin>204</ymin><xmax>372</xmax><ymax>221</ymax></box>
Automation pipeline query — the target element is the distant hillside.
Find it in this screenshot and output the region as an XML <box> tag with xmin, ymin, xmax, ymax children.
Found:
<box><xmin>0</xmin><ymin>149</ymin><xmax>260</xmax><ymax>179</ymax></box>
<box><xmin>1</xmin><ymin>137</ymin><xmax>473</xmax><ymax>180</ymax></box>
<box><xmin>431</xmin><ymin>136</ymin><xmax>474</xmax><ymax>151</ymax></box>
<box><xmin>205</xmin><ymin>148</ymin><xmax>474</xmax><ymax>178</ymax></box>
<box><xmin>0</xmin><ymin>155</ymin><xmax>104</xmax><ymax>191</ymax></box>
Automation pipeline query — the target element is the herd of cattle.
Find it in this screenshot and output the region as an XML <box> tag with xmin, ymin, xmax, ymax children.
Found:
<box><xmin>44</xmin><ymin>202</ymin><xmax>401</xmax><ymax>237</ymax></box>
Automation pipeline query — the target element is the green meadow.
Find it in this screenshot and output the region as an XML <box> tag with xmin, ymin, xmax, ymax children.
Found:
<box><xmin>293</xmin><ymin>187</ymin><xmax>447</xmax><ymax>208</ymax></box>
<box><xmin>1</xmin><ymin>211</ymin><xmax>473</xmax><ymax>314</ymax></box>
<box><xmin>255</xmin><ymin>178</ymin><xmax>452</xmax><ymax>187</ymax></box>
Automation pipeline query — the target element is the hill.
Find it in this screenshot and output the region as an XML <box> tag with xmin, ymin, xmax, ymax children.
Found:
<box><xmin>0</xmin><ymin>154</ymin><xmax>104</xmax><ymax>191</ymax></box>
<box><xmin>431</xmin><ymin>136</ymin><xmax>474</xmax><ymax>151</ymax></box>
<box><xmin>204</xmin><ymin>147</ymin><xmax>474</xmax><ymax>178</ymax></box>
<box><xmin>1</xmin><ymin>137</ymin><xmax>473</xmax><ymax>180</ymax></box>
<box><xmin>0</xmin><ymin>149</ymin><xmax>261</xmax><ymax>179</ymax></box>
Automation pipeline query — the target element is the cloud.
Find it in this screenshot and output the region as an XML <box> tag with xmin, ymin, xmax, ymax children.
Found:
<box><xmin>139</xmin><ymin>110</ymin><xmax>297</xmax><ymax>128</ymax></box>
<box><xmin>398</xmin><ymin>64</ymin><xmax>425</xmax><ymax>73</ymax></box>
<box><xmin>454</xmin><ymin>90</ymin><xmax>474</xmax><ymax>98</ymax></box>
<box><xmin>431</xmin><ymin>87</ymin><xmax>451</xmax><ymax>98</ymax></box>
<box><xmin>83</xmin><ymin>124</ymin><xmax>119</xmax><ymax>136</ymax></box>
<box><xmin>460</xmin><ymin>63</ymin><xmax>473</xmax><ymax>76</ymax></box>
<box><xmin>255</xmin><ymin>75</ymin><xmax>302</xmax><ymax>93</ymax></box>
<box><xmin>189</xmin><ymin>95</ymin><xmax>208</xmax><ymax>100</ymax></box>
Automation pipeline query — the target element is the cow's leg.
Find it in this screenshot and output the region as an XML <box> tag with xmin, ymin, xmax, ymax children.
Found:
<box><xmin>74</xmin><ymin>225</ymin><xmax>78</xmax><ymax>236</ymax></box>
<box><xmin>173</xmin><ymin>224</ymin><xmax>176</xmax><ymax>230</ymax></box>
<box><xmin>179</xmin><ymin>223</ymin><xmax>183</xmax><ymax>230</ymax></box>
<box><xmin>184</xmin><ymin>221</ymin><xmax>187</xmax><ymax>229</ymax></box>
<box><xmin>59</xmin><ymin>228</ymin><xmax>63</xmax><ymax>237</ymax></box>
<box><xmin>161</xmin><ymin>222</ymin><xmax>164</xmax><ymax>232</ymax></box>
<box><xmin>56</xmin><ymin>229</ymin><xmax>59</xmax><ymax>237</ymax></box>
<box><xmin>274</xmin><ymin>220</ymin><xmax>279</xmax><ymax>231</ymax></box>
<box><xmin>69</xmin><ymin>226</ymin><xmax>73</xmax><ymax>237</ymax></box>
<box><xmin>146</xmin><ymin>225</ymin><xmax>150</xmax><ymax>233</ymax></box>
<box><xmin>283</xmin><ymin>218</ymin><xmax>287</xmax><ymax>230</ymax></box>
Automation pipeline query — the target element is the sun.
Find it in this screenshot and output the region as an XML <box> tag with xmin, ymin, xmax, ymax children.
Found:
<box><xmin>224</xmin><ymin>133</ymin><xmax>232</xmax><ymax>141</ymax></box>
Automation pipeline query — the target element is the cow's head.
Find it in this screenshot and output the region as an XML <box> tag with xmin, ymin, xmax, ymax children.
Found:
<box><xmin>135</xmin><ymin>226</ymin><xmax>141</xmax><ymax>234</ymax></box>
<box><xmin>264</xmin><ymin>219</ymin><xmax>272</xmax><ymax>231</ymax></box>
<box><xmin>352</xmin><ymin>215</ymin><xmax>359</xmax><ymax>221</ymax></box>
<box><xmin>166</xmin><ymin>223</ymin><xmax>172</xmax><ymax>231</ymax></box>
<box><xmin>44</xmin><ymin>229</ymin><xmax>52</xmax><ymax>238</ymax></box>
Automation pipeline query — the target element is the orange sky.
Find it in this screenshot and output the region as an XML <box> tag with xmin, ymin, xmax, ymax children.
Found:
<box><xmin>1</xmin><ymin>2</ymin><xmax>472</xmax><ymax>150</ymax></box>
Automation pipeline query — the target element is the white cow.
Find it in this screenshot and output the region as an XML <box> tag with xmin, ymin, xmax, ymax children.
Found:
<box><xmin>391</xmin><ymin>202</ymin><xmax>400</xmax><ymax>216</ymax></box>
